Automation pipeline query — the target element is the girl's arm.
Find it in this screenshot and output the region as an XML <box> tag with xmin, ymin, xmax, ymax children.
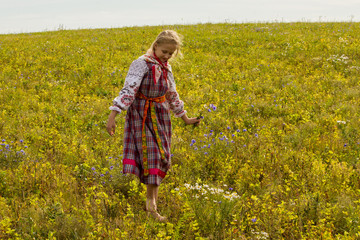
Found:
<box><xmin>166</xmin><ymin>71</ymin><xmax>201</xmax><ymax>126</ymax></box>
<box><xmin>106</xmin><ymin>110</ymin><xmax>118</xmax><ymax>136</ymax></box>
<box><xmin>107</xmin><ymin>59</ymin><xmax>147</xmax><ymax>136</ymax></box>
<box><xmin>181</xmin><ymin>113</ymin><xmax>201</xmax><ymax>125</ymax></box>
<box><xmin>110</xmin><ymin>59</ymin><xmax>147</xmax><ymax>113</ymax></box>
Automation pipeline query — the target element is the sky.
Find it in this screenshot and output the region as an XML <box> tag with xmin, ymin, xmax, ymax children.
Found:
<box><xmin>0</xmin><ymin>0</ymin><xmax>359</xmax><ymax>34</ymax></box>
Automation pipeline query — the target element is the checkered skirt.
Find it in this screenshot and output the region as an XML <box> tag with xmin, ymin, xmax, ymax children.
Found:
<box><xmin>122</xmin><ymin>62</ymin><xmax>171</xmax><ymax>185</ymax></box>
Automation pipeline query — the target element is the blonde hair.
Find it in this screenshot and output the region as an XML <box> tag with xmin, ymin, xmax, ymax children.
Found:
<box><xmin>147</xmin><ymin>30</ymin><xmax>183</xmax><ymax>58</ymax></box>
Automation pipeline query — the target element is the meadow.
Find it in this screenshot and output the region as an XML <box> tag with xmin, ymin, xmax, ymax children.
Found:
<box><xmin>1</xmin><ymin>22</ymin><xmax>360</xmax><ymax>239</ymax></box>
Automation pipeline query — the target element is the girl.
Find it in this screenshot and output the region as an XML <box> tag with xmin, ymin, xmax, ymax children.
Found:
<box><xmin>106</xmin><ymin>30</ymin><xmax>201</xmax><ymax>221</ymax></box>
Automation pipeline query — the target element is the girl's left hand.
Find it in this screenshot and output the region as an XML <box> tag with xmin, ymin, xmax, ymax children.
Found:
<box><xmin>181</xmin><ymin>114</ymin><xmax>201</xmax><ymax>125</ymax></box>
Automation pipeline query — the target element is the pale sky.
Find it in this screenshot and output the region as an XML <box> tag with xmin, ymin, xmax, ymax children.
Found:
<box><xmin>0</xmin><ymin>0</ymin><xmax>359</xmax><ymax>34</ymax></box>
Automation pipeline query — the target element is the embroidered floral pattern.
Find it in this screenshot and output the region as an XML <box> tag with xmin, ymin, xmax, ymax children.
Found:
<box><xmin>110</xmin><ymin>59</ymin><xmax>147</xmax><ymax>113</ymax></box>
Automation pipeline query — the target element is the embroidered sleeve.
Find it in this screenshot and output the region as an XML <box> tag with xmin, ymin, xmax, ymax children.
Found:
<box><xmin>109</xmin><ymin>59</ymin><xmax>147</xmax><ymax>113</ymax></box>
<box><xmin>166</xmin><ymin>71</ymin><xmax>186</xmax><ymax>118</ymax></box>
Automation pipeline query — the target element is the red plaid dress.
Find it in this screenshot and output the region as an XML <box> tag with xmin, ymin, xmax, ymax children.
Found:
<box><xmin>110</xmin><ymin>55</ymin><xmax>186</xmax><ymax>185</ymax></box>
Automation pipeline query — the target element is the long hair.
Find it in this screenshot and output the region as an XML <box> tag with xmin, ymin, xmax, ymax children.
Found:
<box><xmin>147</xmin><ymin>30</ymin><xmax>183</xmax><ymax>58</ymax></box>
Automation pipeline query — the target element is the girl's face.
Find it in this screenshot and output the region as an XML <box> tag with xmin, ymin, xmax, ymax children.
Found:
<box><xmin>154</xmin><ymin>43</ymin><xmax>177</xmax><ymax>63</ymax></box>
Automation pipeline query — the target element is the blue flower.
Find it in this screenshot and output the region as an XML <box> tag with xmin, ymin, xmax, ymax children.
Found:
<box><xmin>208</xmin><ymin>109</ymin><xmax>211</xmax><ymax>112</ymax></box>
<box><xmin>227</xmin><ymin>126</ymin><xmax>231</xmax><ymax>130</ymax></box>
<box><xmin>237</xmin><ymin>129</ymin><xmax>241</xmax><ymax>133</ymax></box>
<box><xmin>20</xmin><ymin>139</ymin><xmax>24</xmax><ymax>143</ymax></box>
<box><xmin>191</xmin><ymin>139</ymin><xmax>196</xmax><ymax>144</ymax></box>
<box><xmin>243</xmin><ymin>129</ymin><xmax>247</xmax><ymax>132</ymax></box>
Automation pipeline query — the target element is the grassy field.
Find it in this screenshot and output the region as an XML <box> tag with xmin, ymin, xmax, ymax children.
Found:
<box><xmin>1</xmin><ymin>22</ymin><xmax>360</xmax><ymax>239</ymax></box>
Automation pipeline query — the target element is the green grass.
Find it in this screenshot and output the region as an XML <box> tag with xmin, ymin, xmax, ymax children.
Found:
<box><xmin>1</xmin><ymin>22</ymin><xmax>360</xmax><ymax>239</ymax></box>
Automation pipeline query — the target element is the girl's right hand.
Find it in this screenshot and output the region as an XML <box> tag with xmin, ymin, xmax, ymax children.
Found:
<box><xmin>107</xmin><ymin>111</ymin><xmax>118</xmax><ymax>136</ymax></box>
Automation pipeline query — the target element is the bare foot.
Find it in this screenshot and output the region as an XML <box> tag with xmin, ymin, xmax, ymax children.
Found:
<box><xmin>146</xmin><ymin>199</ymin><xmax>167</xmax><ymax>222</ymax></box>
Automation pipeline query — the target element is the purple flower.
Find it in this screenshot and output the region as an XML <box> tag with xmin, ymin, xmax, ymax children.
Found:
<box><xmin>20</xmin><ymin>139</ymin><xmax>24</xmax><ymax>143</ymax></box>
<box><xmin>236</xmin><ymin>129</ymin><xmax>241</xmax><ymax>133</ymax></box>
<box><xmin>204</xmin><ymin>152</ymin><xmax>208</xmax><ymax>155</ymax></box>
<box><xmin>204</xmin><ymin>134</ymin><xmax>207</xmax><ymax>137</ymax></box>
<box><xmin>229</xmin><ymin>188</ymin><xmax>233</xmax><ymax>191</ymax></box>
<box><xmin>208</xmin><ymin>109</ymin><xmax>212</xmax><ymax>112</ymax></box>
<box><xmin>243</xmin><ymin>129</ymin><xmax>247</xmax><ymax>132</ymax></box>
<box><xmin>91</xmin><ymin>167</ymin><xmax>96</xmax><ymax>171</ymax></box>
<box><xmin>212</xmin><ymin>106</ymin><xmax>217</xmax><ymax>111</ymax></box>
<box><xmin>100</xmin><ymin>174</ymin><xmax>104</xmax><ymax>177</ymax></box>
<box><xmin>227</xmin><ymin>126</ymin><xmax>231</xmax><ymax>130</ymax></box>
<box><xmin>191</xmin><ymin>139</ymin><xmax>196</xmax><ymax>144</ymax></box>
<box><xmin>110</xmin><ymin>166</ymin><xmax>114</xmax><ymax>170</ymax></box>
<box><xmin>344</xmin><ymin>143</ymin><xmax>348</xmax><ymax>147</ymax></box>
<box><xmin>255</xmin><ymin>133</ymin><xmax>259</xmax><ymax>137</ymax></box>
<box><xmin>252</xmin><ymin>218</ymin><xmax>257</xmax><ymax>223</ymax></box>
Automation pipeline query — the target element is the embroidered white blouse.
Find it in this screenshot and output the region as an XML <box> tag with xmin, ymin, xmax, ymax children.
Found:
<box><xmin>109</xmin><ymin>59</ymin><xmax>186</xmax><ymax>118</ymax></box>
